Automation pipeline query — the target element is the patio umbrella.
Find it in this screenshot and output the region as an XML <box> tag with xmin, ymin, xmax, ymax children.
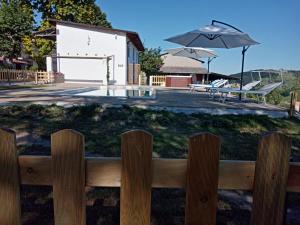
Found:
<box><xmin>165</xmin><ymin>47</ymin><xmax>217</xmax><ymax>59</ymax></box>
<box><xmin>165</xmin><ymin>20</ymin><xmax>260</xmax><ymax>100</ymax></box>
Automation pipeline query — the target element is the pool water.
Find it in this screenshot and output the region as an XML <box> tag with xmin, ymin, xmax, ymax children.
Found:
<box><xmin>74</xmin><ymin>87</ymin><xmax>155</xmax><ymax>98</ymax></box>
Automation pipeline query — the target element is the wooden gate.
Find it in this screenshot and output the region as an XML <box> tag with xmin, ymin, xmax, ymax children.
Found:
<box><xmin>0</xmin><ymin>128</ymin><xmax>299</xmax><ymax>225</ymax></box>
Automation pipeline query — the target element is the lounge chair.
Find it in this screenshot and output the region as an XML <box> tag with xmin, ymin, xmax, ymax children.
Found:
<box><xmin>246</xmin><ymin>82</ymin><xmax>282</xmax><ymax>103</ymax></box>
<box><xmin>189</xmin><ymin>79</ymin><xmax>228</xmax><ymax>92</ymax></box>
<box><xmin>210</xmin><ymin>81</ymin><xmax>282</xmax><ymax>104</ymax></box>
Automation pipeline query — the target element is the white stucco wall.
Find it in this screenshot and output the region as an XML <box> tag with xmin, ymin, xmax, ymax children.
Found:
<box><xmin>46</xmin><ymin>56</ymin><xmax>52</xmax><ymax>72</ymax></box>
<box><xmin>56</xmin><ymin>24</ymin><xmax>127</xmax><ymax>85</ymax></box>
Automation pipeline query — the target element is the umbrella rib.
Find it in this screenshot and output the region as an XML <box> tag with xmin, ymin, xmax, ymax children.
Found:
<box><xmin>186</xmin><ymin>33</ymin><xmax>204</xmax><ymax>47</ymax></box>
<box><xmin>219</xmin><ymin>36</ymin><xmax>229</xmax><ymax>48</ymax></box>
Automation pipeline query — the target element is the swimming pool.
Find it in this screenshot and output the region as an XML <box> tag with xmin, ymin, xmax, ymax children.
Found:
<box><xmin>70</xmin><ymin>86</ymin><xmax>155</xmax><ymax>98</ymax></box>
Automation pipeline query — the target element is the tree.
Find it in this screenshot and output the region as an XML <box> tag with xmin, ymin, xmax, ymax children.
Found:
<box><xmin>23</xmin><ymin>0</ymin><xmax>112</xmax><ymax>69</ymax></box>
<box><xmin>33</xmin><ymin>0</ymin><xmax>111</xmax><ymax>27</ymax></box>
<box><xmin>139</xmin><ymin>48</ymin><xmax>164</xmax><ymax>77</ymax></box>
<box><xmin>0</xmin><ymin>0</ymin><xmax>33</xmax><ymax>62</ymax></box>
<box><xmin>22</xmin><ymin>20</ymin><xmax>56</xmax><ymax>70</ymax></box>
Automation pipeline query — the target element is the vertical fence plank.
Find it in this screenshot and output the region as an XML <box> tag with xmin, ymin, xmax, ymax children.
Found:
<box><xmin>0</xmin><ymin>129</ymin><xmax>21</xmax><ymax>225</ymax></box>
<box><xmin>251</xmin><ymin>133</ymin><xmax>291</xmax><ymax>225</ymax></box>
<box><xmin>52</xmin><ymin>129</ymin><xmax>86</xmax><ymax>225</ymax></box>
<box><xmin>120</xmin><ymin>130</ymin><xmax>153</xmax><ymax>225</ymax></box>
<box><xmin>185</xmin><ymin>133</ymin><xmax>220</xmax><ymax>225</ymax></box>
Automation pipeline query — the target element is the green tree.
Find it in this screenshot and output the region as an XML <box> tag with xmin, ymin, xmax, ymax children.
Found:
<box><xmin>23</xmin><ymin>0</ymin><xmax>112</xmax><ymax>69</ymax></box>
<box><xmin>0</xmin><ymin>0</ymin><xmax>33</xmax><ymax>63</ymax></box>
<box><xmin>139</xmin><ymin>48</ymin><xmax>164</xmax><ymax>77</ymax></box>
<box><xmin>23</xmin><ymin>20</ymin><xmax>56</xmax><ymax>70</ymax></box>
<box><xmin>33</xmin><ymin>0</ymin><xmax>111</xmax><ymax>27</ymax></box>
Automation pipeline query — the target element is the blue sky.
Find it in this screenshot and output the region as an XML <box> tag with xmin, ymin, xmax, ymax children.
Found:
<box><xmin>97</xmin><ymin>0</ymin><xmax>300</xmax><ymax>75</ymax></box>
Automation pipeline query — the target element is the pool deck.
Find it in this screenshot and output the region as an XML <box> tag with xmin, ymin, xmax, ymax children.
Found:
<box><xmin>0</xmin><ymin>83</ymin><xmax>289</xmax><ymax>117</ymax></box>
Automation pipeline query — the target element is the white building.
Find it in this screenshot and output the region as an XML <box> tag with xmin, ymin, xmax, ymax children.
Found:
<box><xmin>44</xmin><ymin>19</ymin><xmax>144</xmax><ymax>85</ymax></box>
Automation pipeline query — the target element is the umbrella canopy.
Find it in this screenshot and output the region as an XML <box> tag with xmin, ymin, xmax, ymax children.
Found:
<box><xmin>165</xmin><ymin>24</ymin><xmax>259</xmax><ymax>48</ymax></box>
<box><xmin>165</xmin><ymin>20</ymin><xmax>259</xmax><ymax>100</ymax></box>
<box><xmin>165</xmin><ymin>47</ymin><xmax>217</xmax><ymax>59</ymax></box>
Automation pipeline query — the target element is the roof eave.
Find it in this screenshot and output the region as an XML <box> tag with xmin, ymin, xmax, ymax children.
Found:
<box><xmin>48</xmin><ymin>19</ymin><xmax>145</xmax><ymax>51</ymax></box>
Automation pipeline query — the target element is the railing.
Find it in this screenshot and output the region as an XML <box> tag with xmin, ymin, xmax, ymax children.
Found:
<box><xmin>139</xmin><ymin>72</ymin><xmax>147</xmax><ymax>85</ymax></box>
<box><xmin>0</xmin><ymin>69</ymin><xmax>36</xmax><ymax>82</ymax></box>
<box><xmin>35</xmin><ymin>71</ymin><xmax>50</xmax><ymax>83</ymax></box>
<box><xmin>0</xmin><ymin>128</ymin><xmax>299</xmax><ymax>225</ymax></box>
<box><xmin>0</xmin><ymin>69</ymin><xmax>64</xmax><ymax>84</ymax></box>
<box><xmin>150</xmin><ymin>75</ymin><xmax>166</xmax><ymax>86</ymax></box>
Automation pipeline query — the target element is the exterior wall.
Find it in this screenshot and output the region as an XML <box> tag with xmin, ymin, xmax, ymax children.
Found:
<box><xmin>56</xmin><ymin>24</ymin><xmax>127</xmax><ymax>85</ymax></box>
<box><xmin>165</xmin><ymin>75</ymin><xmax>192</xmax><ymax>87</ymax></box>
<box><xmin>46</xmin><ymin>57</ymin><xmax>52</xmax><ymax>72</ymax></box>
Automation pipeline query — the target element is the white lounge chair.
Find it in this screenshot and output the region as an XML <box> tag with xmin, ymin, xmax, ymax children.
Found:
<box><xmin>246</xmin><ymin>82</ymin><xmax>282</xmax><ymax>103</ymax></box>
<box><xmin>210</xmin><ymin>81</ymin><xmax>282</xmax><ymax>104</ymax></box>
<box><xmin>189</xmin><ymin>79</ymin><xmax>228</xmax><ymax>92</ymax></box>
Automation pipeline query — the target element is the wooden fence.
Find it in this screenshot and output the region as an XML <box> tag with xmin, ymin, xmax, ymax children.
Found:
<box><xmin>289</xmin><ymin>91</ymin><xmax>300</xmax><ymax>117</ymax></box>
<box><xmin>0</xmin><ymin>128</ymin><xmax>299</xmax><ymax>225</ymax></box>
<box><xmin>0</xmin><ymin>69</ymin><xmax>36</xmax><ymax>83</ymax></box>
<box><xmin>0</xmin><ymin>69</ymin><xmax>64</xmax><ymax>84</ymax></box>
<box><xmin>139</xmin><ymin>72</ymin><xmax>147</xmax><ymax>85</ymax></box>
<box><xmin>150</xmin><ymin>75</ymin><xmax>166</xmax><ymax>86</ymax></box>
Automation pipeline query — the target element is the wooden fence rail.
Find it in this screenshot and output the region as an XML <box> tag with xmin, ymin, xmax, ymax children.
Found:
<box><xmin>0</xmin><ymin>69</ymin><xmax>64</xmax><ymax>84</ymax></box>
<box><xmin>0</xmin><ymin>128</ymin><xmax>299</xmax><ymax>225</ymax></box>
<box><xmin>0</xmin><ymin>69</ymin><xmax>36</xmax><ymax>83</ymax></box>
<box><xmin>150</xmin><ymin>75</ymin><xmax>166</xmax><ymax>86</ymax></box>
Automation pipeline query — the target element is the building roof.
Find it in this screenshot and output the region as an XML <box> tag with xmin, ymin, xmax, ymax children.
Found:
<box><xmin>35</xmin><ymin>19</ymin><xmax>145</xmax><ymax>51</ymax></box>
<box><xmin>159</xmin><ymin>53</ymin><xmax>208</xmax><ymax>74</ymax></box>
<box><xmin>0</xmin><ymin>56</ymin><xmax>32</xmax><ymax>65</ymax></box>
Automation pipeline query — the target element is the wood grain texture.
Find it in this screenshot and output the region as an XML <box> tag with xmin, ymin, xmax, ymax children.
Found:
<box><xmin>120</xmin><ymin>130</ymin><xmax>153</xmax><ymax>225</ymax></box>
<box><xmin>19</xmin><ymin>155</ymin><xmax>52</xmax><ymax>185</ymax></box>
<box><xmin>51</xmin><ymin>129</ymin><xmax>86</xmax><ymax>225</ymax></box>
<box><xmin>18</xmin><ymin>156</ymin><xmax>300</xmax><ymax>191</ymax></box>
<box><xmin>0</xmin><ymin>128</ymin><xmax>21</xmax><ymax>225</ymax></box>
<box><xmin>185</xmin><ymin>133</ymin><xmax>220</xmax><ymax>225</ymax></box>
<box><xmin>251</xmin><ymin>133</ymin><xmax>291</xmax><ymax>225</ymax></box>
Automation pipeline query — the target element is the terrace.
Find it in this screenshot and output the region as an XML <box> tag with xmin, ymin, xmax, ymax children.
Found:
<box><xmin>0</xmin><ymin>83</ymin><xmax>288</xmax><ymax>117</ymax></box>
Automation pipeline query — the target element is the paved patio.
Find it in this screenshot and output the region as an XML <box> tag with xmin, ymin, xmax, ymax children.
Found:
<box><xmin>0</xmin><ymin>83</ymin><xmax>288</xmax><ymax>117</ymax></box>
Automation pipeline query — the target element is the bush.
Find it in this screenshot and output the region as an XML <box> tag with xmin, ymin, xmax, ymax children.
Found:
<box><xmin>266</xmin><ymin>89</ymin><xmax>283</xmax><ymax>105</ymax></box>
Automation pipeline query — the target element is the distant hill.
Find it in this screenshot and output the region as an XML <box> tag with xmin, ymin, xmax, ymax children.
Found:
<box><xmin>229</xmin><ymin>69</ymin><xmax>300</xmax><ymax>84</ymax></box>
<box><xmin>230</xmin><ymin>69</ymin><xmax>300</xmax><ymax>77</ymax></box>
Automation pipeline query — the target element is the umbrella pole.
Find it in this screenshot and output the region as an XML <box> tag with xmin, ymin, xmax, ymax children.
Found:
<box><xmin>239</xmin><ymin>46</ymin><xmax>248</xmax><ymax>100</ymax></box>
<box><xmin>207</xmin><ymin>57</ymin><xmax>216</xmax><ymax>82</ymax></box>
<box><xmin>207</xmin><ymin>58</ymin><xmax>210</xmax><ymax>82</ymax></box>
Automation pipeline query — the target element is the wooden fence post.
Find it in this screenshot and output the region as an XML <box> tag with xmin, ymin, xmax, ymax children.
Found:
<box><xmin>0</xmin><ymin>128</ymin><xmax>22</xmax><ymax>225</ymax></box>
<box><xmin>51</xmin><ymin>129</ymin><xmax>86</xmax><ymax>225</ymax></box>
<box><xmin>35</xmin><ymin>72</ymin><xmax>38</xmax><ymax>84</ymax></box>
<box><xmin>185</xmin><ymin>133</ymin><xmax>220</xmax><ymax>225</ymax></box>
<box><xmin>289</xmin><ymin>91</ymin><xmax>298</xmax><ymax>117</ymax></box>
<box><xmin>120</xmin><ymin>130</ymin><xmax>153</xmax><ymax>225</ymax></box>
<box><xmin>251</xmin><ymin>133</ymin><xmax>291</xmax><ymax>225</ymax></box>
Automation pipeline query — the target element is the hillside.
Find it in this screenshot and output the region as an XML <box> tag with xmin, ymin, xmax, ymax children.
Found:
<box><xmin>230</xmin><ymin>69</ymin><xmax>300</xmax><ymax>107</ymax></box>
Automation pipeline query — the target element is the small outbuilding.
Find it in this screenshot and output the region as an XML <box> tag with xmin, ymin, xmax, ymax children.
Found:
<box><xmin>158</xmin><ymin>53</ymin><xmax>208</xmax><ymax>87</ymax></box>
<box><xmin>36</xmin><ymin>19</ymin><xmax>144</xmax><ymax>85</ymax></box>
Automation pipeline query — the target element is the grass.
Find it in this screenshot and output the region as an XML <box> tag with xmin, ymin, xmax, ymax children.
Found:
<box><xmin>1</xmin><ymin>104</ymin><xmax>300</xmax><ymax>225</ymax></box>
<box><xmin>1</xmin><ymin>104</ymin><xmax>300</xmax><ymax>160</ymax></box>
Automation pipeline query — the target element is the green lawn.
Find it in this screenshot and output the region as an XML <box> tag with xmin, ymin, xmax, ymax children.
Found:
<box><xmin>1</xmin><ymin>104</ymin><xmax>299</xmax><ymax>160</ymax></box>
<box><xmin>1</xmin><ymin>104</ymin><xmax>299</xmax><ymax>225</ymax></box>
